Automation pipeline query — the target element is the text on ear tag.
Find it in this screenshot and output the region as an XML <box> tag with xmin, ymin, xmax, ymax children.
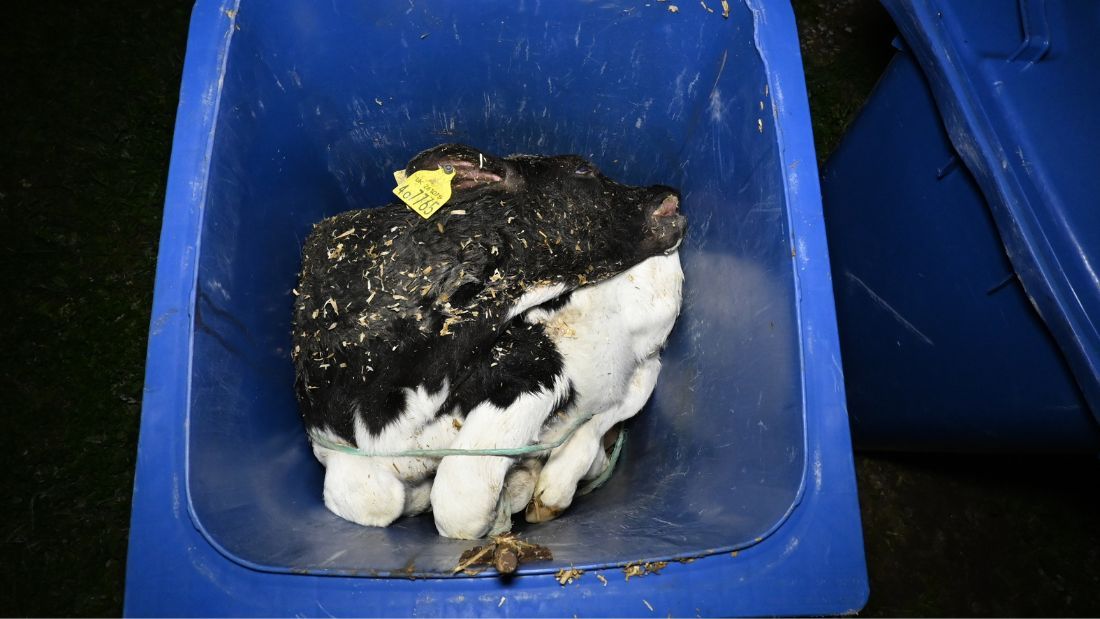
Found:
<box><xmin>393</xmin><ymin>167</ymin><xmax>455</xmax><ymax>219</ymax></box>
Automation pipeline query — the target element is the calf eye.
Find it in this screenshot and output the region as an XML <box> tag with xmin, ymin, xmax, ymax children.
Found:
<box><xmin>575</xmin><ymin>164</ymin><xmax>594</xmax><ymax>176</ymax></box>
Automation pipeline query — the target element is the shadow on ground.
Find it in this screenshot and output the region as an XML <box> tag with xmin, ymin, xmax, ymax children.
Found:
<box><xmin>857</xmin><ymin>453</ymin><xmax>1100</xmax><ymax>616</ymax></box>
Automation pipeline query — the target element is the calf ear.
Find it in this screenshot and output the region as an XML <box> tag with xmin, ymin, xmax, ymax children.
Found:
<box><xmin>405</xmin><ymin>143</ymin><xmax>514</xmax><ymax>193</ymax></box>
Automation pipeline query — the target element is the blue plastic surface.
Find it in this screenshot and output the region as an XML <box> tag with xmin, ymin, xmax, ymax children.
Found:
<box><xmin>821</xmin><ymin>0</ymin><xmax>1100</xmax><ymax>451</ymax></box>
<box><xmin>126</xmin><ymin>0</ymin><xmax>867</xmax><ymax>615</ymax></box>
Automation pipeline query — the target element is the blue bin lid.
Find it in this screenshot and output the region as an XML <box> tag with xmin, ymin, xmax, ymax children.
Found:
<box><xmin>882</xmin><ymin>0</ymin><xmax>1100</xmax><ymax>423</ymax></box>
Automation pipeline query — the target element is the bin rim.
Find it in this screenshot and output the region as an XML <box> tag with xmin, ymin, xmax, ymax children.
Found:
<box><xmin>174</xmin><ymin>0</ymin><xmax>815</xmax><ymax>580</ymax></box>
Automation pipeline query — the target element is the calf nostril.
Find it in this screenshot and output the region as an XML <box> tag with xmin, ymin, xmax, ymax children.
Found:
<box><xmin>653</xmin><ymin>195</ymin><xmax>679</xmax><ymax>218</ymax></box>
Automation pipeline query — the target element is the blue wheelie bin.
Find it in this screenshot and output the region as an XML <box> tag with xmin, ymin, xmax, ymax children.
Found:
<box><xmin>822</xmin><ymin>0</ymin><xmax>1100</xmax><ymax>452</ymax></box>
<box><xmin>125</xmin><ymin>1</ymin><xmax>868</xmax><ymax>615</ymax></box>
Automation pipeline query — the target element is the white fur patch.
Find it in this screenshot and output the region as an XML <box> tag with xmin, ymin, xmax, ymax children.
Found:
<box><xmin>431</xmin><ymin>375</ymin><xmax>570</xmax><ymax>539</ymax></box>
<box><xmin>524</xmin><ymin>252</ymin><xmax>684</xmax><ymax>519</ymax></box>
<box><xmin>321</xmin><ymin>453</ymin><xmax>406</xmax><ymax>527</ymax></box>
<box><xmin>531</xmin><ymin>357</ymin><xmax>663</xmax><ymax>518</ymax></box>
<box><xmin>403</xmin><ymin>477</ymin><xmax>434</xmax><ymax>516</ymax></box>
<box><xmin>314</xmin><ymin>381</ymin><xmax>457</xmax><ymax>527</ymax></box>
<box><xmin>503</xmin><ymin>458</ymin><xmax>542</xmax><ymax>514</ymax></box>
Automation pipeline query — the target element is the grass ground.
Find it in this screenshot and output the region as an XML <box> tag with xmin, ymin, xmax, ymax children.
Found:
<box><xmin>0</xmin><ymin>0</ymin><xmax>1097</xmax><ymax>615</ymax></box>
<box><xmin>0</xmin><ymin>1</ymin><xmax>188</xmax><ymax>614</ymax></box>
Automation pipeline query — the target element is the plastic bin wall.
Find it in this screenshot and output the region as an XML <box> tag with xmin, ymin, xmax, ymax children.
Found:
<box><xmin>125</xmin><ymin>0</ymin><xmax>867</xmax><ymax>615</ymax></box>
<box><xmin>821</xmin><ymin>0</ymin><xmax>1100</xmax><ymax>452</ymax></box>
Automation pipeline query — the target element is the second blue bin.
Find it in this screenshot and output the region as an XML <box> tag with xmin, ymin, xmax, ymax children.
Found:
<box><xmin>822</xmin><ymin>0</ymin><xmax>1100</xmax><ymax>452</ymax></box>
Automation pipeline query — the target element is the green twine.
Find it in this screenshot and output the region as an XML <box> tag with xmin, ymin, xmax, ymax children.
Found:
<box><xmin>577</xmin><ymin>427</ymin><xmax>626</xmax><ymax>496</ymax></box>
<box><xmin>308</xmin><ymin>412</ymin><xmax>598</xmax><ymax>458</ymax></box>
<box><xmin>308</xmin><ymin>415</ymin><xmax>628</xmax><ymax>494</ymax></box>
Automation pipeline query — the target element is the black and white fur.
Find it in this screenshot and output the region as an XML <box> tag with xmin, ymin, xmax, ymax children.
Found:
<box><xmin>518</xmin><ymin>249</ymin><xmax>684</xmax><ymax>524</ymax></box>
<box><xmin>434</xmin><ymin>249</ymin><xmax>686</xmax><ymax>536</ymax></box>
<box><xmin>293</xmin><ymin>144</ymin><xmax>685</xmax><ymax>538</ymax></box>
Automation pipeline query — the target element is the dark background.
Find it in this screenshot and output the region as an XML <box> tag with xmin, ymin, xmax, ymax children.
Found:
<box><xmin>1</xmin><ymin>0</ymin><xmax>1097</xmax><ymax>615</ymax></box>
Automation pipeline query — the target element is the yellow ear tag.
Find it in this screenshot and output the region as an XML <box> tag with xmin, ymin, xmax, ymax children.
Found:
<box><xmin>393</xmin><ymin>167</ymin><xmax>455</xmax><ymax>219</ymax></box>
<box><xmin>393</xmin><ymin>169</ymin><xmax>408</xmax><ymax>184</ymax></box>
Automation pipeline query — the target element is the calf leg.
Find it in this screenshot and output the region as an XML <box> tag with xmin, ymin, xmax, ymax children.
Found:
<box><xmin>527</xmin><ymin>357</ymin><xmax>662</xmax><ymax>522</ymax></box>
<box><xmin>431</xmin><ymin>380</ymin><xmax>565</xmax><ymax>539</ymax></box>
<box><xmin>581</xmin><ymin>423</ymin><xmax>625</xmax><ymax>481</ymax></box>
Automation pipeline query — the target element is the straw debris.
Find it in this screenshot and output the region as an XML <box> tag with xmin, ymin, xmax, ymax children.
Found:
<box><xmin>452</xmin><ymin>533</ymin><xmax>553</xmax><ymax>576</ymax></box>
<box><xmin>623</xmin><ymin>560</ymin><xmax>668</xmax><ymax>581</ymax></box>
<box><xmin>556</xmin><ymin>566</ymin><xmax>584</xmax><ymax>586</ymax></box>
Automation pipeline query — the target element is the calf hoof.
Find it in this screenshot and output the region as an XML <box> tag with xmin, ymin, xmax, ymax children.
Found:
<box><xmin>525</xmin><ymin>495</ymin><xmax>564</xmax><ymax>523</ymax></box>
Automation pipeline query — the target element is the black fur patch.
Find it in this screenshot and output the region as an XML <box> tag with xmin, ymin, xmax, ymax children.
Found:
<box><xmin>443</xmin><ymin>322</ymin><xmax>566</xmax><ymax>414</ymax></box>
<box><xmin>531</xmin><ymin>289</ymin><xmax>574</xmax><ymax>315</ymax></box>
